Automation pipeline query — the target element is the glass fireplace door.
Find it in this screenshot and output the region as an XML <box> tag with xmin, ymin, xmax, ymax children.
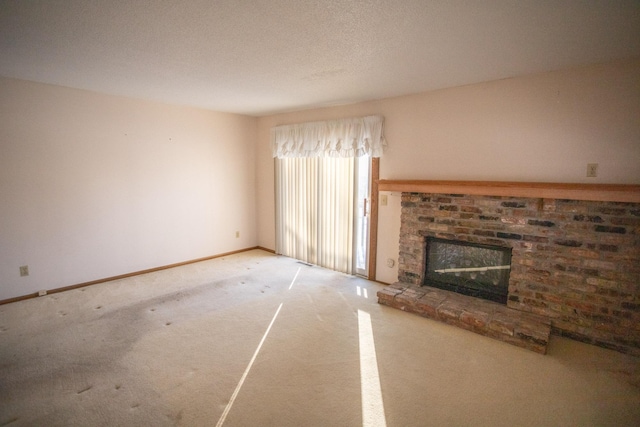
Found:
<box><xmin>424</xmin><ymin>237</ymin><xmax>512</xmax><ymax>304</ymax></box>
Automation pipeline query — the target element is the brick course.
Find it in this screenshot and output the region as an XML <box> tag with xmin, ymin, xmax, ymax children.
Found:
<box><xmin>395</xmin><ymin>192</ymin><xmax>640</xmax><ymax>356</ymax></box>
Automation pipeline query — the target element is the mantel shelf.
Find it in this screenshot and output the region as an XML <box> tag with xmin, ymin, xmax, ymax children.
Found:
<box><xmin>377</xmin><ymin>180</ymin><xmax>640</xmax><ymax>203</ymax></box>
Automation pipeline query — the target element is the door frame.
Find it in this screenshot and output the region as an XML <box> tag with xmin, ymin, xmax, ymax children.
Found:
<box><xmin>367</xmin><ymin>157</ymin><xmax>380</xmax><ymax>281</ymax></box>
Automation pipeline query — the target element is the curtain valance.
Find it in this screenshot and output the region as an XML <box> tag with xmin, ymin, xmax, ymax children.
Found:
<box><xmin>271</xmin><ymin>115</ymin><xmax>386</xmax><ymax>158</ymax></box>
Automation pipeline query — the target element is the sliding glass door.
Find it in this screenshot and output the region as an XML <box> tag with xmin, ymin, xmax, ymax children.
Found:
<box><xmin>354</xmin><ymin>155</ymin><xmax>371</xmax><ymax>276</ymax></box>
<box><xmin>275</xmin><ymin>155</ymin><xmax>370</xmax><ymax>276</ymax></box>
<box><xmin>275</xmin><ymin>156</ymin><xmax>354</xmax><ymax>274</ymax></box>
<box><xmin>271</xmin><ymin>115</ymin><xmax>385</xmax><ymax>278</ymax></box>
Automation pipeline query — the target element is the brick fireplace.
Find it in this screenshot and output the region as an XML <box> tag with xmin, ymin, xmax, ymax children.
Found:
<box><xmin>376</xmin><ymin>181</ymin><xmax>640</xmax><ymax>356</ymax></box>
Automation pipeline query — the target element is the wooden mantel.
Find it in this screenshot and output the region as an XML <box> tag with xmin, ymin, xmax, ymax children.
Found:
<box><xmin>377</xmin><ymin>180</ymin><xmax>640</xmax><ymax>203</ymax></box>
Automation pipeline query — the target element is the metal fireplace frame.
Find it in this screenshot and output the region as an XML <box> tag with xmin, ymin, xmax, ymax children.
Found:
<box><xmin>423</xmin><ymin>237</ymin><xmax>512</xmax><ymax>304</ymax></box>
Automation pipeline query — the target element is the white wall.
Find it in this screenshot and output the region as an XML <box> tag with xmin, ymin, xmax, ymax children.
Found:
<box><xmin>3</xmin><ymin>58</ymin><xmax>637</xmax><ymax>299</ymax></box>
<box><xmin>375</xmin><ymin>191</ymin><xmax>402</xmax><ymax>284</ymax></box>
<box><xmin>256</xmin><ymin>58</ymin><xmax>640</xmax><ymax>283</ymax></box>
<box><xmin>0</xmin><ymin>77</ymin><xmax>257</xmax><ymax>300</ymax></box>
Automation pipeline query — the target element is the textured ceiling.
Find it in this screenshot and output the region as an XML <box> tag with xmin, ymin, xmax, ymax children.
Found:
<box><xmin>1</xmin><ymin>0</ymin><xmax>639</xmax><ymax>116</ymax></box>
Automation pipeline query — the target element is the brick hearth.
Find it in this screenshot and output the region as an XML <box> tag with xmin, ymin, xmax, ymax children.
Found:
<box><xmin>378</xmin><ymin>190</ymin><xmax>640</xmax><ymax>356</ymax></box>
<box><xmin>378</xmin><ymin>282</ymin><xmax>551</xmax><ymax>354</ymax></box>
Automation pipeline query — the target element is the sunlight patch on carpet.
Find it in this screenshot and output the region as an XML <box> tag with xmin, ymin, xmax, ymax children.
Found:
<box><xmin>358</xmin><ymin>309</ymin><xmax>387</xmax><ymax>427</ymax></box>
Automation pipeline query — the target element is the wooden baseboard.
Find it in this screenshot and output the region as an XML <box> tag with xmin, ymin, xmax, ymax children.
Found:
<box><xmin>256</xmin><ymin>246</ymin><xmax>276</xmax><ymax>253</ymax></box>
<box><xmin>0</xmin><ymin>247</ymin><xmax>271</xmax><ymax>305</ymax></box>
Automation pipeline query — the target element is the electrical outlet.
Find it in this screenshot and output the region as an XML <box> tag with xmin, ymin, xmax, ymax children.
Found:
<box><xmin>19</xmin><ymin>265</ymin><xmax>29</xmax><ymax>277</ymax></box>
<box><xmin>380</xmin><ymin>195</ymin><xmax>388</xmax><ymax>206</ymax></box>
<box><xmin>587</xmin><ymin>163</ymin><xmax>598</xmax><ymax>178</ymax></box>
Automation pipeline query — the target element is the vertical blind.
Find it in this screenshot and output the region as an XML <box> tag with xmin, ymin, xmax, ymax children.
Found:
<box><xmin>273</xmin><ymin>116</ymin><xmax>385</xmax><ymax>274</ymax></box>
<box><xmin>275</xmin><ymin>156</ymin><xmax>355</xmax><ymax>273</ymax></box>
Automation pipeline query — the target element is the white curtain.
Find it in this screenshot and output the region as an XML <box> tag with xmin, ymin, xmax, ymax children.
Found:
<box><xmin>273</xmin><ymin>115</ymin><xmax>385</xmax><ymax>274</ymax></box>
<box><xmin>272</xmin><ymin>115</ymin><xmax>386</xmax><ymax>158</ymax></box>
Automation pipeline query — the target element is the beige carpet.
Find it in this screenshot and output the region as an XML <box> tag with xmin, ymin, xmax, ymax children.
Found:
<box><xmin>1</xmin><ymin>249</ymin><xmax>639</xmax><ymax>426</ymax></box>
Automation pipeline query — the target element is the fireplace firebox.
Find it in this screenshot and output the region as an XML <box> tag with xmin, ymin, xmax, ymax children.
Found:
<box><xmin>423</xmin><ymin>238</ymin><xmax>511</xmax><ymax>304</ymax></box>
